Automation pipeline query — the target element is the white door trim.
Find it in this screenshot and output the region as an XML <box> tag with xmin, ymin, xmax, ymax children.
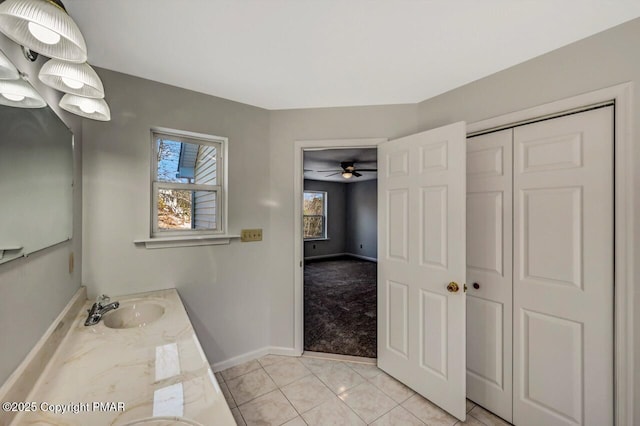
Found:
<box><xmin>468</xmin><ymin>82</ymin><xmax>635</xmax><ymax>426</ymax></box>
<box><xmin>293</xmin><ymin>138</ymin><xmax>387</xmax><ymax>355</ymax></box>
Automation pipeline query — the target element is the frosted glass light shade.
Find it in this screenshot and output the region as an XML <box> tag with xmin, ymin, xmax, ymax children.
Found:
<box><xmin>0</xmin><ymin>0</ymin><xmax>87</xmax><ymax>63</ymax></box>
<box><xmin>39</xmin><ymin>59</ymin><xmax>104</xmax><ymax>98</ymax></box>
<box><xmin>0</xmin><ymin>49</ymin><xmax>19</xmax><ymax>80</ymax></box>
<box><xmin>0</xmin><ymin>78</ymin><xmax>46</xmax><ymax>108</ymax></box>
<box><xmin>59</xmin><ymin>93</ymin><xmax>110</xmax><ymax>121</ymax></box>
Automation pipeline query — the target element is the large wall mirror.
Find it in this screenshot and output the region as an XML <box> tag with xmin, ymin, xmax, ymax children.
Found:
<box><xmin>0</xmin><ymin>50</ymin><xmax>73</xmax><ymax>265</ymax></box>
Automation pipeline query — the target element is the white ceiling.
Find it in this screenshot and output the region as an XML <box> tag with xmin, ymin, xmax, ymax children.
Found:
<box><xmin>64</xmin><ymin>1</ymin><xmax>640</xmax><ymax>110</ymax></box>
<box><xmin>304</xmin><ymin>148</ymin><xmax>377</xmax><ymax>183</ymax></box>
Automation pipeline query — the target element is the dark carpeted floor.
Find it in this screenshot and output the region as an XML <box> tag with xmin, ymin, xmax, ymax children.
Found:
<box><xmin>304</xmin><ymin>257</ymin><xmax>377</xmax><ymax>358</ymax></box>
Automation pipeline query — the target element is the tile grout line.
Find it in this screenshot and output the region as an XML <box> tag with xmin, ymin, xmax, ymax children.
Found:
<box><xmin>268</xmin><ymin>359</ymin><xmax>309</xmax><ymax>425</ymax></box>
<box><xmin>335</xmin><ymin>361</ymin><xmax>391</xmax><ymax>425</ymax></box>
<box><xmin>235</xmin><ymin>357</ymin><xmax>310</xmax><ymax>426</ymax></box>
<box><xmin>365</xmin><ymin>401</ymin><xmax>400</xmax><ymax>425</ymax></box>
<box><xmin>364</xmin><ymin>373</ymin><xmax>415</xmax><ymax>407</ymax></box>
<box><xmin>276</xmin><ymin>381</ymin><xmax>307</xmax><ymax>425</ymax></box>
<box><xmin>303</xmin><ymin>359</ymin><xmax>368</xmax><ymax>424</ymax></box>
<box><xmin>262</xmin><ymin>357</ymin><xmax>315</xmax><ymax>425</ymax></box>
<box><xmin>232</xmin><ymin>366</ymin><xmax>278</xmax><ymax>410</ymax></box>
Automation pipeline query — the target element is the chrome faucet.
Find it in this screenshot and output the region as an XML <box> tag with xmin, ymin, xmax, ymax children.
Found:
<box><xmin>84</xmin><ymin>294</ymin><xmax>119</xmax><ymax>326</ymax></box>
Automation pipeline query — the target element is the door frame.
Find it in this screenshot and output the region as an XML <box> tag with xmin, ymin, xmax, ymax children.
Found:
<box><xmin>293</xmin><ymin>138</ymin><xmax>387</xmax><ymax>355</ymax></box>
<box><xmin>466</xmin><ymin>82</ymin><xmax>634</xmax><ymax>426</ymax></box>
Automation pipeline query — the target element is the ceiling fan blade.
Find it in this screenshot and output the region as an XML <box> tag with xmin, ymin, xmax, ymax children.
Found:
<box><xmin>353</xmin><ymin>171</ymin><xmax>362</xmax><ymax>177</ymax></box>
<box><xmin>325</xmin><ymin>172</ymin><xmax>342</xmax><ymax>177</ymax></box>
<box><xmin>317</xmin><ymin>169</ymin><xmax>342</xmax><ymax>173</ymax></box>
<box><xmin>356</xmin><ymin>168</ymin><xmax>377</xmax><ymax>172</ymax></box>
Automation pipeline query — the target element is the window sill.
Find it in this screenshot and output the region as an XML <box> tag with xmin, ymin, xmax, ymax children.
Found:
<box><xmin>134</xmin><ymin>234</ymin><xmax>240</xmax><ymax>249</ymax></box>
<box><xmin>304</xmin><ymin>238</ymin><xmax>330</xmax><ymax>242</ymax></box>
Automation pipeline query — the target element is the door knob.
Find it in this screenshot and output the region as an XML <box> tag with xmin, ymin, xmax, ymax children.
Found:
<box><xmin>447</xmin><ymin>282</ymin><xmax>459</xmax><ymax>293</ymax></box>
<box><xmin>473</xmin><ymin>282</ymin><xmax>480</xmax><ymax>289</ymax></box>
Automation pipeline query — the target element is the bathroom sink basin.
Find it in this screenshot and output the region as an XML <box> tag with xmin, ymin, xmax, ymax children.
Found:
<box><xmin>103</xmin><ymin>301</ymin><xmax>165</xmax><ymax>329</ymax></box>
<box><xmin>120</xmin><ymin>417</ymin><xmax>201</xmax><ymax>426</ymax></box>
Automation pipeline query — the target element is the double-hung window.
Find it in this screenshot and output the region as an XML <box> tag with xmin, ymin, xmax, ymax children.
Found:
<box><xmin>151</xmin><ymin>128</ymin><xmax>228</xmax><ymax>237</ymax></box>
<box><xmin>303</xmin><ymin>190</ymin><xmax>327</xmax><ymax>240</ymax></box>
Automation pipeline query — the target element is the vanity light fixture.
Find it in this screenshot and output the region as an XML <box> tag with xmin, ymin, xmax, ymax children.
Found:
<box><xmin>0</xmin><ymin>78</ymin><xmax>46</xmax><ymax>108</ymax></box>
<box><xmin>39</xmin><ymin>59</ymin><xmax>104</xmax><ymax>98</ymax></box>
<box><xmin>0</xmin><ymin>0</ymin><xmax>87</xmax><ymax>63</ymax></box>
<box><xmin>59</xmin><ymin>93</ymin><xmax>110</xmax><ymax>121</ymax></box>
<box><xmin>0</xmin><ymin>49</ymin><xmax>19</xmax><ymax>80</ymax></box>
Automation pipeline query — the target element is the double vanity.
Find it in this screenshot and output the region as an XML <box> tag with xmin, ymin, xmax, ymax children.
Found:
<box><xmin>2</xmin><ymin>288</ymin><xmax>235</xmax><ymax>425</ymax></box>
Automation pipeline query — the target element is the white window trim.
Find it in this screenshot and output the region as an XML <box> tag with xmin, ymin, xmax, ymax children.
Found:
<box><xmin>303</xmin><ymin>190</ymin><xmax>327</xmax><ymax>240</ymax></box>
<box><xmin>135</xmin><ymin>127</ymin><xmax>238</xmax><ymax>249</ymax></box>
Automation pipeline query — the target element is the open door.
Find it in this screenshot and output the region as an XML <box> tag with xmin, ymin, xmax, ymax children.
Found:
<box><xmin>378</xmin><ymin>122</ymin><xmax>467</xmax><ymax>420</ymax></box>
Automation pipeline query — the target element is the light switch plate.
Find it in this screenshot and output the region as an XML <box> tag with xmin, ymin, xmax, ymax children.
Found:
<box><xmin>241</xmin><ymin>229</ymin><xmax>263</xmax><ymax>242</ymax></box>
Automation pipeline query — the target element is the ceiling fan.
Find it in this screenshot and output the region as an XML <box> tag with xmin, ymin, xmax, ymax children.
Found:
<box><xmin>318</xmin><ymin>161</ymin><xmax>377</xmax><ymax>179</ymax></box>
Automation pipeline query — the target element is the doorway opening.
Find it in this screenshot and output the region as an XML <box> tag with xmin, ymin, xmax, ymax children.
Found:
<box><xmin>302</xmin><ymin>147</ymin><xmax>378</xmax><ymax>358</ymax></box>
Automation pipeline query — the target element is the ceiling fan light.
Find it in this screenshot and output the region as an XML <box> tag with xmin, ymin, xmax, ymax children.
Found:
<box><xmin>0</xmin><ymin>0</ymin><xmax>88</xmax><ymax>63</ymax></box>
<box><xmin>39</xmin><ymin>59</ymin><xmax>104</xmax><ymax>97</ymax></box>
<box><xmin>0</xmin><ymin>78</ymin><xmax>46</xmax><ymax>108</ymax></box>
<box><xmin>0</xmin><ymin>49</ymin><xmax>20</xmax><ymax>80</ymax></box>
<box><xmin>342</xmin><ymin>172</ymin><xmax>353</xmax><ymax>179</ymax></box>
<box><xmin>59</xmin><ymin>93</ymin><xmax>110</xmax><ymax>121</ymax></box>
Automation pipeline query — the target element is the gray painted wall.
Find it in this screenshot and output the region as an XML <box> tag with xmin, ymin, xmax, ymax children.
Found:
<box><xmin>0</xmin><ymin>34</ymin><xmax>83</xmax><ymax>384</ymax></box>
<box><xmin>414</xmin><ymin>18</ymin><xmax>640</xmax><ymax>421</ymax></box>
<box><xmin>82</xmin><ymin>68</ymin><xmax>273</xmax><ymax>363</ymax></box>
<box><xmin>345</xmin><ymin>180</ymin><xmax>377</xmax><ymax>259</ymax></box>
<box><xmin>303</xmin><ymin>180</ymin><xmax>346</xmax><ymax>258</ymax></box>
<box><xmin>303</xmin><ymin>179</ymin><xmax>378</xmax><ymax>260</ymax></box>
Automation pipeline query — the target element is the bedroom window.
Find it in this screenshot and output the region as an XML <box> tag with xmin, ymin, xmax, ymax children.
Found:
<box><xmin>151</xmin><ymin>128</ymin><xmax>228</xmax><ymax>237</ymax></box>
<box><xmin>303</xmin><ymin>190</ymin><xmax>327</xmax><ymax>240</ymax></box>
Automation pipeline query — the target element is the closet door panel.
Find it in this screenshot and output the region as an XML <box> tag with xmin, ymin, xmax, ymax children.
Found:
<box><xmin>466</xmin><ymin>129</ymin><xmax>513</xmax><ymax>422</ymax></box>
<box><xmin>513</xmin><ymin>107</ymin><xmax>614</xmax><ymax>426</ymax></box>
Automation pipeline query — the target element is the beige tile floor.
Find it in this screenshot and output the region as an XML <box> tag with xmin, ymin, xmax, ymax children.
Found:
<box><xmin>216</xmin><ymin>355</ymin><xmax>512</xmax><ymax>426</ymax></box>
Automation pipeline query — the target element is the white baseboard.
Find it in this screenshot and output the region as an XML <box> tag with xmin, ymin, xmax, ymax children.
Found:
<box><xmin>303</xmin><ymin>252</ymin><xmax>346</xmax><ymax>261</ymax></box>
<box><xmin>346</xmin><ymin>253</ymin><xmax>378</xmax><ymax>262</ymax></box>
<box><xmin>268</xmin><ymin>346</ymin><xmax>302</xmax><ymax>357</ymax></box>
<box><xmin>302</xmin><ymin>351</ymin><xmax>376</xmax><ymax>364</ymax></box>
<box><xmin>303</xmin><ymin>252</ymin><xmax>378</xmax><ymax>262</ymax></box>
<box><xmin>211</xmin><ymin>346</ymin><xmax>300</xmax><ymax>372</ymax></box>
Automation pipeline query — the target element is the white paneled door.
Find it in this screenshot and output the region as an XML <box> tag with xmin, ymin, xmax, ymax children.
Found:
<box><xmin>513</xmin><ymin>107</ymin><xmax>614</xmax><ymax>426</ymax></box>
<box><xmin>378</xmin><ymin>122</ymin><xmax>467</xmax><ymax>421</ymax></box>
<box><xmin>466</xmin><ymin>129</ymin><xmax>513</xmax><ymax>422</ymax></box>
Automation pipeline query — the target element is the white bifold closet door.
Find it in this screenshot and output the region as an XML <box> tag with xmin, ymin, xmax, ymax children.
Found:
<box><xmin>466</xmin><ymin>128</ymin><xmax>513</xmax><ymax>422</ymax></box>
<box><xmin>512</xmin><ymin>106</ymin><xmax>614</xmax><ymax>426</ymax></box>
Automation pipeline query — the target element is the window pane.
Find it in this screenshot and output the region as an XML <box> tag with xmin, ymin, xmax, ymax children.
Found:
<box><xmin>193</xmin><ymin>190</ymin><xmax>217</xmax><ymax>230</ymax></box>
<box><xmin>304</xmin><ymin>216</ymin><xmax>324</xmax><ymax>239</ymax></box>
<box><xmin>156</xmin><ymin>138</ymin><xmax>218</xmax><ymax>184</ymax></box>
<box><xmin>157</xmin><ymin>188</ymin><xmax>218</xmax><ymax>231</ymax></box>
<box><xmin>158</xmin><ymin>189</ymin><xmax>192</xmax><ymax>229</ymax></box>
<box><xmin>303</xmin><ymin>192</ymin><xmax>324</xmax><ymax>215</ymax></box>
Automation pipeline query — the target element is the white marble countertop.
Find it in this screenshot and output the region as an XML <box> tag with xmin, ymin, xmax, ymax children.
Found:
<box><xmin>12</xmin><ymin>289</ymin><xmax>235</xmax><ymax>426</ymax></box>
